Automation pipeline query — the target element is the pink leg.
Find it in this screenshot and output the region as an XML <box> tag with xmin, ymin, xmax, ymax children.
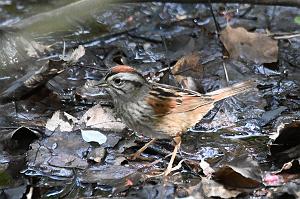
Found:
<box><xmin>164</xmin><ymin>136</ymin><xmax>181</xmax><ymax>176</ymax></box>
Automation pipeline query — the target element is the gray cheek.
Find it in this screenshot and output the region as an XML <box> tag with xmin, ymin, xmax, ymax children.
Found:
<box><xmin>109</xmin><ymin>87</ymin><xmax>126</xmax><ymax>97</ymax></box>
<box><xmin>105</xmin><ymin>88</ymin><xmax>117</xmax><ymax>97</ymax></box>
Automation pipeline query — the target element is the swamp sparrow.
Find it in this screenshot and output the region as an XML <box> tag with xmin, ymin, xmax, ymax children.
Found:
<box><xmin>98</xmin><ymin>65</ymin><xmax>255</xmax><ymax>175</ymax></box>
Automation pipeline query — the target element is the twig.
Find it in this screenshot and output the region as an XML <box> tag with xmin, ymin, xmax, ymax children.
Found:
<box><xmin>223</xmin><ymin>62</ymin><xmax>230</xmax><ymax>83</ymax></box>
<box><xmin>273</xmin><ymin>33</ymin><xmax>300</xmax><ymax>40</ymax></box>
<box><xmin>208</xmin><ymin>1</ymin><xmax>221</xmax><ymax>33</ymax></box>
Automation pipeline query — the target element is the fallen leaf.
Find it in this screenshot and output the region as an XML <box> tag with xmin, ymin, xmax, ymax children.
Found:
<box><xmin>214</xmin><ymin>166</ymin><xmax>261</xmax><ymax>189</ymax></box>
<box><xmin>260</xmin><ymin>106</ymin><xmax>287</xmax><ymax>126</ymax></box>
<box><xmin>213</xmin><ymin>156</ymin><xmax>261</xmax><ymax>189</ymax></box>
<box><xmin>26</xmin><ymin>129</ymin><xmax>90</xmax><ymax>178</ymax></box>
<box><xmin>48</xmin><ymin>153</ymin><xmax>88</xmax><ymax>169</ymax></box>
<box><xmin>171</xmin><ymin>53</ymin><xmax>204</xmax><ymax>91</ymax></box>
<box><xmin>201</xmin><ymin>177</ymin><xmax>241</xmax><ymax>198</ymax></box>
<box><xmin>172</xmin><ymin>53</ymin><xmax>203</xmax><ymax>78</ymax></box>
<box><xmin>81</xmin><ymin>104</ymin><xmax>126</xmax><ymax>132</ymax></box>
<box><xmin>78</xmin><ymin>165</ymin><xmax>141</xmax><ymax>185</ymax></box>
<box><xmin>61</xmin><ymin>45</ymin><xmax>85</xmax><ymax>64</ymax></box>
<box><xmin>45</xmin><ymin>111</ymin><xmax>78</xmax><ymax>132</ymax></box>
<box><xmin>0</xmin><ymin>45</ymin><xmax>85</xmax><ymax>104</ymax></box>
<box><xmin>269</xmin><ymin>120</ymin><xmax>300</xmax><ymax>161</ymax></box>
<box><xmin>81</xmin><ymin>129</ymin><xmax>107</xmax><ymax>145</ymax></box>
<box><xmin>220</xmin><ymin>25</ymin><xmax>278</xmax><ymax>64</ymax></box>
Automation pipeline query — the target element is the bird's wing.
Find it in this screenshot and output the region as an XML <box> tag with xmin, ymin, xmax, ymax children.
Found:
<box><xmin>146</xmin><ymin>83</ymin><xmax>214</xmax><ymax>116</ymax></box>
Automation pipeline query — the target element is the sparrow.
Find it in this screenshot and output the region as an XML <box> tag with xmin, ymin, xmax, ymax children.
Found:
<box><xmin>98</xmin><ymin>65</ymin><xmax>255</xmax><ymax>175</ymax></box>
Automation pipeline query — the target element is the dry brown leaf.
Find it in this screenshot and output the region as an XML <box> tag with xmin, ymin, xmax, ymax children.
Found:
<box><xmin>81</xmin><ymin>104</ymin><xmax>126</xmax><ymax>132</ymax></box>
<box><xmin>213</xmin><ymin>156</ymin><xmax>262</xmax><ymax>189</ymax></box>
<box><xmin>214</xmin><ymin>166</ymin><xmax>261</xmax><ymax>189</ymax></box>
<box><xmin>220</xmin><ymin>25</ymin><xmax>278</xmax><ymax>64</ymax></box>
<box><xmin>171</xmin><ymin>53</ymin><xmax>204</xmax><ymax>91</ymax></box>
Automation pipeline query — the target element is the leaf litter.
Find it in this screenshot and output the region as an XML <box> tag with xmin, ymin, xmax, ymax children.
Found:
<box><xmin>0</xmin><ymin>2</ymin><xmax>299</xmax><ymax>199</ymax></box>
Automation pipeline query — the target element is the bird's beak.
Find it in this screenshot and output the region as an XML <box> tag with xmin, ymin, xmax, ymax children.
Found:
<box><xmin>96</xmin><ymin>79</ymin><xmax>108</xmax><ymax>87</ymax></box>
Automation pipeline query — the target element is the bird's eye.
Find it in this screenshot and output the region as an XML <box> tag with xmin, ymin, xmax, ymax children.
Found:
<box><xmin>113</xmin><ymin>78</ymin><xmax>124</xmax><ymax>86</ymax></box>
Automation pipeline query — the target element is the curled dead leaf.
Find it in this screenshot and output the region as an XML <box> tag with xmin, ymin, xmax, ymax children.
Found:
<box><xmin>213</xmin><ymin>156</ymin><xmax>261</xmax><ymax>189</ymax></box>
<box><xmin>214</xmin><ymin>165</ymin><xmax>261</xmax><ymax>189</ymax></box>
<box><xmin>171</xmin><ymin>53</ymin><xmax>204</xmax><ymax>91</ymax></box>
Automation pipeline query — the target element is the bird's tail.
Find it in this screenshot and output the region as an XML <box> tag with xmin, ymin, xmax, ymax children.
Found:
<box><xmin>208</xmin><ymin>80</ymin><xmax>256</xmax><ymax>102</ymax></box>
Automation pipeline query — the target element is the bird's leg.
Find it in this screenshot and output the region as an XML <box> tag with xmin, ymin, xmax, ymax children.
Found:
<box><xmin>131</xmin><ymin>138</ymin><xmax>156</xmax><ymax>160</ymax></box>
<box><xmin>164</xmin><ymin>136</ymin><xmax>181</xmax><ymax>176</ymax></box>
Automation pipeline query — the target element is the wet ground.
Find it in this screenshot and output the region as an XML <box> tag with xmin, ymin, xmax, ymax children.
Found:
<box><xmin>0</xmin><ymin>1</ymin><xmax>300</xmax><ymax>198</ymax></box>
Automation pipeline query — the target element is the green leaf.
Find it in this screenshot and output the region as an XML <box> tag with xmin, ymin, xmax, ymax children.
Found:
<box><xmin>294</xmin><ymin>16</ymin><xmax>300</xmax><ymax>25</ymax></box>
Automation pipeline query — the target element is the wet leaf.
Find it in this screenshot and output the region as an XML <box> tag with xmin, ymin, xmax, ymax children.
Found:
<box><xmin>81</xmin><ymin>129</ymin><xmax>107</xmax><ymax>145</ymax></box>
<box><xmin>214</xmin><ymin>166</ymin><xmax>261</xmax><ymax>189</ymax></box>
<box><xmin>0</xmin><ymin>185</ymin><xmax>27</xmax><ymax>199</ymax></box>
<box><xmin>0</xmin><ymin>30</ymin><xmax>41</xmax><ymax>68</ymax></box>
<box><xmin>27</xmin><ymin>130</ymin><xmax>90</xmax><ymax>177</ymax></box>
<box><xmin>0</xmin><ymin>127</ymin><xmax>40</xmax><ymax>152</ymax></box>
<box><xmin>260</xmin><ymin>106</ymin><xmax>287</xmax><ymax>126</ymax></box>
<box><xmin>220</xmin><ymin>25</ymin><xmax>278</xmax><ymax>64</ymax></box>
<box><xmin>48</xmin><ymin>153</ymin><xmax>88</xmax><ymax>170</ymax></box>
<box><xmin>213</xmin><ymin>156</ymin><xmax>261</xmax><ymax>189</ymax></box>
<box><xmin>269</xmin><ymin>120</ymin><xmax>300</xmax><ymax>161</ymax></box>
<box><xmin>130</xmin><ymin>183</ymin><xmax>175</xmax><ymax>199</ymax></box>
<box><xmin>78</xmin><ymin>165</ymin><xmax>143</xmax><ymax>193</ymax></box>
<box><xmin>0</xmin><ymin>45</ymin><xmax>85</xmax><ymax>103</ymax></box>
<box><xmin>201</xmin><ymin>177</ymin><xmax>241</xmax><ymax>198</ymax></box>
<box><xmin>10</xmin><ymin>127</ymin><xmax>40</xmax><ymax>151</ymax></box>
<box><xmin>165</xmin><ymin>35</ymin><xmax>196</xmax><ymax>60</ymax></box>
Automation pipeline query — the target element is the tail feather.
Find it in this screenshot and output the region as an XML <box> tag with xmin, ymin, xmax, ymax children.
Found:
<box><xmin>208</xmin><ymin>80</ymin><xmax>256</xmax><ymax>102</ymax></box>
